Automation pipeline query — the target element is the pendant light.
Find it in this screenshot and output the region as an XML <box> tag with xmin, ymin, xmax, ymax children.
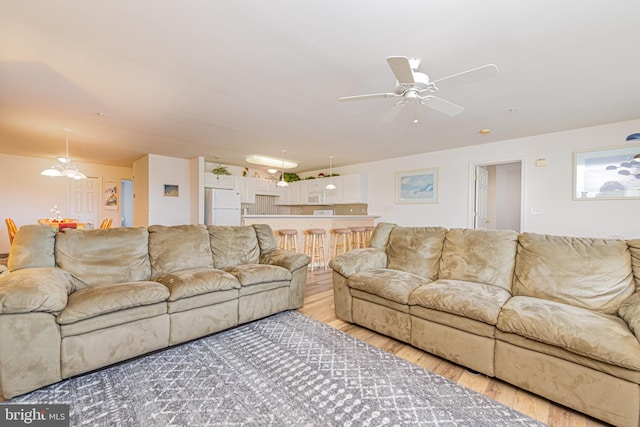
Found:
<box><xmin>41</xmin><ymin>128</ymin><xmax>87</xmax><ymax>180</ymax></box>
<box><xmin>276</xmin><ymin>149</ymin><xmax>289</xmax><ymax>187</ymax></box>
<box><xmin>325</xmin><ymin>155</ymin><xmax>336</xmax><ymax>190</ymax></box>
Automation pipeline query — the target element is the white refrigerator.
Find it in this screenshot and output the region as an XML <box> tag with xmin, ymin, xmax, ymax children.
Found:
<box><xmin>204</xmin><ymin>188</ymin><xmax>241</xmax><ymax>226</ymax></box>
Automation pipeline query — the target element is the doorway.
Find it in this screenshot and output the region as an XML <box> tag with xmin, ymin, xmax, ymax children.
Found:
<box><xmin>120</xmin><ymin>179</ymin><xmax>134</xmax><ymax>227</ymax></box>
<box><xmin>471</xmin><ymin>161</ymin><xmax>522</xmax><ymax>232</ymax></box>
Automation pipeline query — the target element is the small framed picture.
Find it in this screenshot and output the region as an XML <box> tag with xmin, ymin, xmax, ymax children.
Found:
<box><xmin>163</xmin><ymin>184</ymin><xmax>179</xmax><ymax>197</ymax></box>
<box><xmin>574</xmin><ymin>144</ymin><xmax>640</xmax><ymax>200</ymax></box>
<box><xmin>103</xmin><ymin>182</ymin><xmax>118</xmax><ymax>210</ymax></box>
<box><xmin>395</xmin><ymin>168</ymin><xmax>439</xmax><ymax>204</ymax></box>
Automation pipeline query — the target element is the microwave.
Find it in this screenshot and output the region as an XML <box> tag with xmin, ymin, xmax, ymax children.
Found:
<box><xmin>308</xmin><ymin>191</ymin><xmax>326</xmax><ymax>204</ymax></box>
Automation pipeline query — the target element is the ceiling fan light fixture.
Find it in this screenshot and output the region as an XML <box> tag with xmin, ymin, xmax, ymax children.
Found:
<box><xmin>246</xmin><ymin>154</ymin><xmax>297</xmax><ymax>169</ymax></box>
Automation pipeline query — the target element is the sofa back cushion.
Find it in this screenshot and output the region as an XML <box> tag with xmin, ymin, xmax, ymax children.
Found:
<box><xmin>369</xmin><ymin>222</ymin><xmax>396</xmax><ymax>250</ymax></box>
<box><xmin>252</xmin><ymin>224</ymin><xmax>278</xmax><ymax>252</ymax></box>
<box><xmin>208</xmin><ymin>225</ymin><xmax>260</xmax><ymax>268</ymax></box>
<box><xmin>55</xmin><ymin>227</ymin><xmax>151</xmax><ymax>289</ymax></box>
<box><xmin>8</xmin><ymin>225</ymin><xmax>57</xmax><ymax>271</ymax></box>
<box><xmin>628</xmin><ymin>239</ymin><xmax>640</xmax><ymax>292</ymax></box>
<box><xmin>514</xmin><ymin>233</ymin><xmax>634</xmax><ymax>314</ymax></box>
<box><xmin>148</xmin><ymin>224</ymin><xmax>213</xmax><ymax>278</ymax></box>
<box><xmin>439</xmin><ymin>228</ymin><xmax>518</xmax><ymax>291</ymax></box>
<box><xmin>386</xmin><ymin>226</ymin><xmax>447</xmax><ymax>279</ymax></box>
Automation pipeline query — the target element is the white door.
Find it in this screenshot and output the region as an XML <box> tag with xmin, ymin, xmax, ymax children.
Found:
<box><xmin>68</xmin><ymin>177</ymin><xmax>100</xmax><ymax>229</ymax></box>
<box><xmin>474</xmin><ymin>166</ymin><xmax>489</xmax><ymax>229</ymax></box>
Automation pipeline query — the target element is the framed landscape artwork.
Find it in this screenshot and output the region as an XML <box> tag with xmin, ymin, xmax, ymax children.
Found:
<box><xmin>395</xmin><ymin>168</ymin><xmax>439</xmax><ymax>204</ymax></box>
<box><xmin>103</xmin><ymin>182</ymin><xmax>118</xmax><ymax>210</ymax></box>
<box><xmin>163</xmin><ymin>184</ymin><xmax>179</xmax><ymax>197</ymax></box>
<box><xmin>574</xmin><ymin>144</ymin><xmax>640</xmax><ymax>200</ymax></box>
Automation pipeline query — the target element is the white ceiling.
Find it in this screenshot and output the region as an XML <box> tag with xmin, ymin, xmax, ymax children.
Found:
<box><xmin>1</xmin><ymin>1</ymin><xmax>639</xmax><ymax>173</ymax></box>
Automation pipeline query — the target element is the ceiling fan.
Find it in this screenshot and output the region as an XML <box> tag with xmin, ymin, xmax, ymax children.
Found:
<box><xmin>338</xmin><ymin>56</ymin><xmax>498</xmax><ymax>119</ymax></box>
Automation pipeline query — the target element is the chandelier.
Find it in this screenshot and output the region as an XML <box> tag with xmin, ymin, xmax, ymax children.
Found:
<box><xmin>41</xmin><ymin>128</ymin><xmax>87</xmax><ymax>180</ymax></box>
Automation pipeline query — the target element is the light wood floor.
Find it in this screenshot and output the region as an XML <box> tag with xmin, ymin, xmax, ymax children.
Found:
<box><xmin>297</xmin><ymin>269</ymin><xmax>610</xmax><ymax>427</ymax></box>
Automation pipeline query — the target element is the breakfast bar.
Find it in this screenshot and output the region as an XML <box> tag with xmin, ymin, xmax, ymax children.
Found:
<box><xmin>242</xmin><ymin>214</ymin><xmax>380</xmax><ymax>254</ymax></box>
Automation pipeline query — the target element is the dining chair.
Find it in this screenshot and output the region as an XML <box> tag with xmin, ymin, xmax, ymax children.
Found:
<box><xmin>100</xmin><ymin>218</ymin><xmax>113</xmax><ymax>229</ymax></box>
<box><xmin>5</xmin><ymin>218</ymin><xmax>18</xmax><ymax>244</ymax></box>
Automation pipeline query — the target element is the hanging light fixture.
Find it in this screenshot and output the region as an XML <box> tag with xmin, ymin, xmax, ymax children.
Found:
<box><xmin>325</xmin><ymin>155</ymin><xmax>336</xmax><ymax>190</ymax></box>
<box><xmin>41</xmin><ymin>128</ymin><xmax>87</xmax><ymax>180</ymax></box>
<box><xmin>276</xmin><ymin>149</ymin><xmax>289</xmax><ymax>187</ymax></box>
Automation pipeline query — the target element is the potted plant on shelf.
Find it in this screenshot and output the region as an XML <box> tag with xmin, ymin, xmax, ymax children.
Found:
<box><xmin>211</xmin><ymin>165</ymin><xmax>231</xmax><ymax>176</ymax></box>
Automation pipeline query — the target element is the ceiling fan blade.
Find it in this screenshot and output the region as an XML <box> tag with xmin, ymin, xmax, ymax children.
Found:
<box><xmin>422</xmin><ymin>96</ymin><xmax>465</xmax><ymax>116</ymax></box>
<box><xmin>430</xmin><ymin>64</ymin><xmax>498</xmax><ymax>91</ymax></box>
<box><xmin>386</xmin><ymin>56</ymin><xmax>415</xmax><ymax>84</ymax></box>
<box><xmin>338</xmin><ymin>93</ymin><xmax>397</xmax><ymax>102</ymax></box>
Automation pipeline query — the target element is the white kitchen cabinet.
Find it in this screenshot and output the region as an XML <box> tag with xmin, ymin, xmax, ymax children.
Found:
<box><xmin>205</xmin><ymin>173</ymin><xmax>237</xmax><ymax>190</ymax></box>
<box><xmin>255</xmin><ymin>178</ymin><xmax>280</xmax><ymax>196</ymax></box>
<box><xmin>238</xmin><ymin>178</ymin><xmax>256</xmax><ymax>203</ymax></box>
<box><xmin>288</xmin><ymin>180</ymin><xmax>307</xmax><ymax>204</ymax></box>
<box><xmin>341</xmin><ymin>174</ymin><xmax>367</xmax><ymax>203</ymax></box>
<box><xmin>324</xmin><ymin>176</ymin><xmax>343</xmax><ymax>204</ymax></box>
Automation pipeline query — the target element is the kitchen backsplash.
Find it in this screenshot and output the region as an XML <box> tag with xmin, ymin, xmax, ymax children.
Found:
<box><xmin>242</xmin><ymin>195</ymin><xmax>368</xmax><ymax>215</ymax></box>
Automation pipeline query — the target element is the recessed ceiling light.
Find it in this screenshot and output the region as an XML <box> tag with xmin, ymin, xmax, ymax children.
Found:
<box><xmin>479</xmin><ymin>129</ymin><xmax>491</xmax><ymax>135</ymax></box>
<box><xmin>508</xmin><ymin>107</ymin><xmax>518</xmax><ymax>113</ymax></box>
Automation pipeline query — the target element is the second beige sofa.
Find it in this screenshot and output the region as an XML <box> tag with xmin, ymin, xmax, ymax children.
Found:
<box><xmin>330</xmin><ymin>223</ymin><xmax>640</xmax><ymax>427</ymax></box>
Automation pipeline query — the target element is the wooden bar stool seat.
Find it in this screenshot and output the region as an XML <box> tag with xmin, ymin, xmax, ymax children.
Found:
<box><xmin>304</xmin><ymin>228</ymin><xmax>327</xmax><ymax>272</ymax></box>
<box><xmin>350</xmin><ymin>226</ymin><xmax>367</xmax><ymax>250</ymax></box>
<box><xmin>277</xmin><ymin>229</ymin><xmax>298</xmax><ymax>252</ymax></box>
<box><xmin>330</xmin><ymin>228</ymin><xmax>352</xmax><ymax>257</ymax></box>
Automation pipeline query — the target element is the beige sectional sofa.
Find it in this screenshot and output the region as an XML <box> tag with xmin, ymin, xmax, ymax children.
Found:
<box><xmin>330</xmin><ymin>223</ymin><xmax>640</xmax><ymax>427</ymax></box>
<box><xmin>0</xmin><ymin>223</ymin><xmax>309</xmax><ymax>399</ymax></box>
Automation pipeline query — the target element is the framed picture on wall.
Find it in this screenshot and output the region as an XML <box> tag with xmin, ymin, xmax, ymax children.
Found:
<box><xmin>574</xmin><ymin>144</ymin><xmax>640</xmax><ymax>200</ymax></box>
<box><xmin>103</xmin><ymin>182</ymin><xmax>118</xmax><ymax>210</ymax></box>
<box><xmin>395</xmin><ymin>168</ymin><xmax>439</xmax><ymax>204</ymax></box>
<box><xmin>163</xmin><ymin>184</ymin><xmax>179</xmax><ymax>197</ymax></box>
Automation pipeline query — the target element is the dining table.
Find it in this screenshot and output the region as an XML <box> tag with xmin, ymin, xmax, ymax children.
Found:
<box><xmin>37</xmin><ymin>219</ymin><xmax>88</xmax><ymax>230</ymax></box>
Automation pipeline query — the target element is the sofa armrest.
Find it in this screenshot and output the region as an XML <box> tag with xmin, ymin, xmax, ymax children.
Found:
<box><xmin>0</xmin><ymin>267</ymin><xmax>74</xmax><ymax>314</ymax></box>
<box><xmin>619</xmin><ymin>293</ymin><xmax>640</xmax><ymax>341</ymax></box>
<box><xmin>260</xmin><ymin>249</ymin><xmax>310</xmax><ymax>272</ymax></box>
<box><xmin>329</xmin><ymin>248</ymin><xmax>387</xmax><ymax>278</ymax></box>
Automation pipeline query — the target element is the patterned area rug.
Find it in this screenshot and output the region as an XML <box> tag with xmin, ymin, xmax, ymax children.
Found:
<box><xmin>9</xmin><ymin>311</ymin><xmax>546</xmax><ymax>426</ymax></box>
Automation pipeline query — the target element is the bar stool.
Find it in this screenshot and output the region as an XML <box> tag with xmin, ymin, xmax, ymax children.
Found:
<box><xmin>364</xmin><ymin>226</ymin><xmax>376</xmax><ymax>247</ymax></box>
<box><xmin>350</xmin><ymin>226</ymin><xmax>367</xmax><ymax>250</ymax></box>
<box><xmin>277</xmin><ymin>229</ymin><xmax>298</xmax><ymax>252</ymax></box>
<box><xmin>304</xmin><ymin>228</ymin><xmax>327</xmax><ymax>272</ymax></box>
<box><xmin>330</xmin><ymin>228</ymin><xmax>352</xmax><ymax>257</ymax></box>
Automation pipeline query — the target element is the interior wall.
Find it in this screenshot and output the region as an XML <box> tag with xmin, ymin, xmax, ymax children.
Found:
<box><xmin>147</xmin><ymin>154</ymin><xmax>191</xmax><ymax>226</ymax></box>
<box><xmin>332</xmin><ymin>118</ymin><xmax>640</xmax><ymax>239</ymax></box>
<box><xmin>0</xmin><ymin>153</ymin><xmax>132</xmax><ymax>253</ymax></box>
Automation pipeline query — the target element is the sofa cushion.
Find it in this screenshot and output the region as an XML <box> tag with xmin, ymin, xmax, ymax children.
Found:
<box><xmin>153</xmin><ymin>268</ymin><xmax>240</xmax><ymax>301</ymax></box>
<box><xmin>252</xmin><ymin>224</ymin><xmax>278</xmax><ymax>252</ymax></box>
<box><xmin>148</xmin><ymin>224</ymin><xmax>213</xmax><ymax>278</ymax></box>
<box><xmin>348</xmin><ymin>269</ymin><xmax>431</xmax><ymax>305</ymax></box>
<box><xmin>55</xmin><ymin>227</ymin><xmax>151</xmax><ymax>289</ymax></box>
<box><xmin>8</xmin><ymin>225</ymin><xmax>57</xmax><ymax>271</ymax></box>
<box><xmin>497</xmin><ymin>296</ymin><xmax>640</xmax><ymax>371</ymax></box>
<box><xmin>369</xmin><ymin>222</ymin><xmax>396</xmax><ymax>250</ymax></box>
<box><xmin>0</xmin><ymin>267</ymin><xmax>73</xmax><ymax>314</ymax></box>
<box><xmin>223</xmin><ymin>264</ymin><xmax>291</xmax><ymax>286</ymax></box>
<box><xmin>208</xmin><ymin>226</ymin><xmax>260</xmax><ymax>268</ymax></box>
<box><xmin>409</xmin><ymin>279</ymin><xmax>512</xmax><ymax>325</ymax></box>
<box><xmin>439</xmin><ymin>228</ymin><xmax>518</xmax><ymax>291</ymax></box>
<box><xmin>514</xmin><ymin>233</ymin><xmax>634</xmax><ymax>314</ymax></box>
<box><xmin>386</xmin><ymin>227</ymin><xmax>447</xmax><ymax>280</ymax></box>
<box><xmin>57</xmin><ymin>281</ymin><xmax>169</xmax><ymax>324</ymax></box>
